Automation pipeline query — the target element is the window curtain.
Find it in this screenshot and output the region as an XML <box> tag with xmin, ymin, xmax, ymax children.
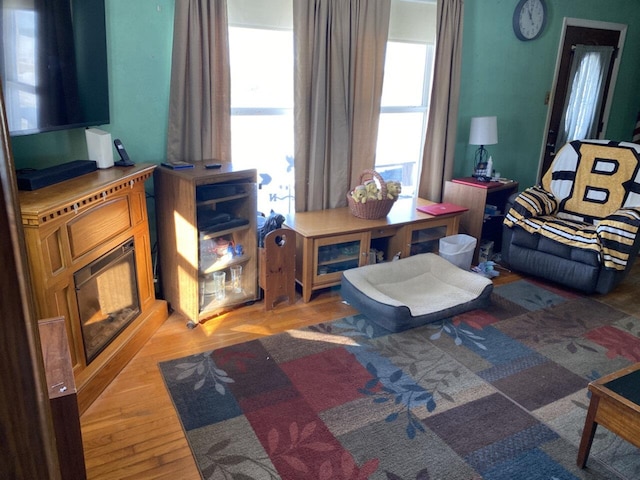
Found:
<box><xmin>166</xmin><ymin>0</ymin><xmax>231</xmax><ymax>163</ymax></box>
<box><xmin>556</xmin><ymin>45</ymin><xmax>614</xmax><ymax>150</ymax></box>
<box><xmin>418</xmin><ymin>0</ymin><xmax>464</xmax><ymax>202</ymax></box>
<box><xmin>293</xmin><ymin>0</ymin><xmax>390</xmax><ymax>212</ymax></box>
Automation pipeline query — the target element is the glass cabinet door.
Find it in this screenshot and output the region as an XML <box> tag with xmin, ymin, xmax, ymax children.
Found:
<box><xmin>404</xmin><ymin>220</ymin><xmax>453</xmax><ymax>256</ymax></box>
<box><xmin>313</xmin><ymin>232</ymin><xmax>369</xmax><ymax>285</ymax></box>
<box><xmin>196</xmin><ymin>181</ymin><xmax>258</xmax><ymax>315</ymax></box>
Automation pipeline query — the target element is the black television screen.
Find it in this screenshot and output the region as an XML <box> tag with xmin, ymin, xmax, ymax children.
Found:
<box><xmin>0</xmin><ymin>0</ymin><xmax>109</xmax><ymax>136</ymax></box>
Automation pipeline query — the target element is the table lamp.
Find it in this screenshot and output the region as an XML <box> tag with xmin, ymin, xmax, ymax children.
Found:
<box><xmin>469</xmin><ymin>116</ymin><xmax>498</xmax><ymax>180</ymax></box>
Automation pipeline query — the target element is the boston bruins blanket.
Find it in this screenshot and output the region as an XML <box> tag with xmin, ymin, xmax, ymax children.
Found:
<box><xmin>505</xmin><ymin>140</ymin><xmax>640</xmax><ymax>271</ymax></box>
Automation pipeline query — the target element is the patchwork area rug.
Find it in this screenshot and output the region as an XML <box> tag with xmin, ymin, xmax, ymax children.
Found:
<box><xmin>159</xmin><ymin>279</ymin><xmax>640</xmax><ymax>479</ymax></box>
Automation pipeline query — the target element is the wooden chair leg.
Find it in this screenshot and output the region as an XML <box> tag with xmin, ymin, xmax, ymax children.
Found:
<box><xmin>577</xmin><ymin>395</ymin><xmax>600</xmax><ymax>468</ymax></box>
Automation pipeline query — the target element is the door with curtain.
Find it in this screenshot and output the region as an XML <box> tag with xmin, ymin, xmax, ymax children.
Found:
<box><xmin>540</xmin><ymin>22</ymin><xmax>623</xmax><ymax>178</ymax></box>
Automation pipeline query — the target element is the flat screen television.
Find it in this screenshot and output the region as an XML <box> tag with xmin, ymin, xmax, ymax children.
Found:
<box><xmin>0</xmin><ymin>0</ymin><xmax>109</xmax><ymax>136</ymax></box>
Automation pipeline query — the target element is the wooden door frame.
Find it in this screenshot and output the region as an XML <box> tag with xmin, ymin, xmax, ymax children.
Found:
<box><xmin>537</xmin><ymin>17</ymin><xmax>627</xmax><ymax>181</ymax></box>
<box><xmin>0</xmin><ymin>84</ymin><xmax>62</xmax><ymax>476</ymax></box>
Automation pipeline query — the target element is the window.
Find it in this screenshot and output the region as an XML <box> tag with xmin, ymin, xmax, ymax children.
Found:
<box><xmin>1</xmin><ymin>8</ymin><xmax>38</xmax><ymax>132</ymax></box>
<box><xmin>228</xmin><ymin>1</ymin><xmax>294</xmax><ymax>215</ymax></box>
<box><xmin>228</xmin><ymin>0</ymin><xmax>435</xmax><ymax>212</ymax></box>
<box><xmin>375</xmin><ymin>0</ymin><xmax>437</xmax><ymax>198</ymax></box>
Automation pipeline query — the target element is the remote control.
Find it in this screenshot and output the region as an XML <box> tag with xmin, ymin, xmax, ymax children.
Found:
<box><xmin>113</xmin><ymin>139</ymin><xmax>134</xmax><ymax>166</ymax></box>
<box><xmin>161</xmin><ymin>161</ymin><xmax>194</xmax><ymax>170</ymax></box>
<box><xmin>205</xmin><ymin>163</ymin><xmax>222</xmax><ymax>169</ymax></box>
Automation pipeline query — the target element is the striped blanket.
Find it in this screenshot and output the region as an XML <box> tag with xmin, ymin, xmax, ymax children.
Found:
<box><xmin>504</xmin><ymin>140</ymin><xmax>640</xmax><ymax>271</ymax></box>
<box><xmin>504</xmin><ymin>187</ymin><xmax>640</xmax><ymax>270</ymax></box>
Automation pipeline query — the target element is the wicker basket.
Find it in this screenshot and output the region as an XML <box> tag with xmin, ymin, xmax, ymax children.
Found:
<box><xmin>347</xmin><ymin>169</ymin><xmax>397</xmax><ymax>219</ymax></box>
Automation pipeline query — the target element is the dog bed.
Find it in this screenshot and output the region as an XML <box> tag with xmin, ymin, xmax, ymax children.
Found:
<box><xmin>341</xmin><ymin>253</ymin><xmax>493</xmax><ymax>332</ymax></box>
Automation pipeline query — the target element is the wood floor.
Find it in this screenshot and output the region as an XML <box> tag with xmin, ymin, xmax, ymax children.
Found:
<box><xmin>80</xmin><ymin>285</ymin><xmax>360</xmax><ymax>479</ymax></box>
<box><xmin>80</xmin><ymin>263</ymin><xmax>640</xmax><ymax>479</ymax></box>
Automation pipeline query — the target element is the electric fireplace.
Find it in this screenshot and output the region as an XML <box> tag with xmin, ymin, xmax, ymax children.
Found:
<box><xmin>18</xmin><ymin>164</ymin><xmax>168</xmax><ymax>412</ymax></box>
<box><xmin>74</xmin><ymin>238</ymin><xmax>141</xmax><ymax>364</ymax></box>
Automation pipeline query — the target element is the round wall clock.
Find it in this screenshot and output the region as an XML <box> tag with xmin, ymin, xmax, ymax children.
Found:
<box><xmin>513</xmin><ymin>0</ymin><xmax>547</xmax><ymax>41</ymax></box>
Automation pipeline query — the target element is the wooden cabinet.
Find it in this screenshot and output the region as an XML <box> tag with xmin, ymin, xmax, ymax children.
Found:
<box><xmin>19</xmin><ymin>164</ymin><xmax>168</xmax><ymax>413</ymax></box>
<box><xmin>155</xmin><ymin>164</ymin><xmax>258</xmax><ymax>326</ymax></box>
<box><xmin>442</xmin><ymin>178</ymin><xmax>519</xmax><ymax>263</ymax></box>
<box><xmin>286</xmin><ymin>197</ymin><xmax>463</xmax><ymax>302</ymax></box>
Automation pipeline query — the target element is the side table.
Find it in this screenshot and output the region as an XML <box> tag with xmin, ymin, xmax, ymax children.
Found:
<box><xmin>577</xmin><ymin>363</ymin><xmax>640</xmax><ymax>468</ymax></box>
<box><xmin>442</xmin><ymin>177</ymin><xmax>519</xmax><ymax>263</ymax></box>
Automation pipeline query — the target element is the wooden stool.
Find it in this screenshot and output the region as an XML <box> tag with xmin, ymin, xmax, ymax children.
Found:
<box><xmin>577</xmin><ymin>362</ymin><xmax>640</xmax><ymax>468</ymax></box>
<box><xmin>259</xmin><ymin>228</ymin><xmax>296</xmax><ymax>310</ymax></box>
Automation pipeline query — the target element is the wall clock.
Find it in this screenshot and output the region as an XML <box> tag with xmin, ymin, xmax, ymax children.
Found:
<box><xmin>513</xmin><ymin>0</ymin><xmax>547</xmax><ymax>41</ymax></box>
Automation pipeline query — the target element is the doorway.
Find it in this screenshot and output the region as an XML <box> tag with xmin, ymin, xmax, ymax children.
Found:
<box><xmin>538</xmin><ymin>18</ymin><xmax>626</xmax><ymax>179</ymax></box>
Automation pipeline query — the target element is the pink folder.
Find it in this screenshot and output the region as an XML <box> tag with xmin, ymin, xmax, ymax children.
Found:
<box><xmin>417</xmin><ymin>202</ymin><xmax>468</xmax><ymax>216</ymax></box>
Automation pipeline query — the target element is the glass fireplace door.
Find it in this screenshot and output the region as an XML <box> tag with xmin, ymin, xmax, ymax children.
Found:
<box><xmin>74</xmin><ymin>238</ymin><xmax>141</xmax><ymax>364</ymax></box>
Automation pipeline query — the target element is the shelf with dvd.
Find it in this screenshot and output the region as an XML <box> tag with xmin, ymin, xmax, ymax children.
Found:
<box><xmin>155</xmin><ymin>166</ymin><xmax>258</xmax><ymax>327</ymax></box>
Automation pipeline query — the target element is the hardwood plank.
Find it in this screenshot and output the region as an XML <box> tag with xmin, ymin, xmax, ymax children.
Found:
<box><xmin>87</xmin><ymin>438</ymin><xmax>191</xmax><ymax>479</ymax></box>
<box><xmin>119</xmin><ymin>453</ymin><xmax>198</xmax><ymax>480</ymax></box>
<box><xmin>594</xmin><ymin>260</ymin><xmax>640</xmax><ymax>316</ymax></box>
<box><xmin>85</xmin><ymin>427</ymin><xmax>185</xmax><ymax>470</ymax></box>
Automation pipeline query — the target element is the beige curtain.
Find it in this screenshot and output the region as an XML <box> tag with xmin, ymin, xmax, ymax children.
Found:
<box><xmin>293</xmin><ymin>0</ymin><xmax>390</xmax><ymax>212</ymax></box>
<box><xmin>419</xmin><ymin>0</ymin><xmax>464</xmax><ymax>202</ymax></box>
<box><xmin>166</xmin><ymin>0</ymin><xmax>231</xmax><ymax>163</ymax></box>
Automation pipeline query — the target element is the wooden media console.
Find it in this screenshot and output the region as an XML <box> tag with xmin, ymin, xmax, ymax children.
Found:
<box><xmin>285</xmin><ymin>197</ymin><xmax>465</xmax><ymax>302</ymax></box>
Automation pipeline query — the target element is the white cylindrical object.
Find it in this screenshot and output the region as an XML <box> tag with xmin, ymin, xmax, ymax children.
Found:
<box><xmin>213</xmin><ymin>271</ymin><xmax>226</xmax><ymax>301</ymax></box>
<box><xmin>230</xmin><ymin>265</ymin><xmax>243</xmax><ymax>293</ymax></box>
<box><xmin>439</xmin><ymin>234</ymin><xmax>477</xmax><ymax>270</ymax></box>
<box><xmin>204</xmin><ymin>274</ymin><xmax>215</xmax><ymax>295</ymax></box>
<box><xmin>85</xmin><ymin>127</ymin><xmax>114</xmax><ymax>169</ymax></box>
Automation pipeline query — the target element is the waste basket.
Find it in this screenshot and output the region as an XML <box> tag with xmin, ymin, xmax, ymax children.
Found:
<box><xmin>439</xmin><ymin>234</ymin><xmax>476</xmax><ymax>270</ymax></box>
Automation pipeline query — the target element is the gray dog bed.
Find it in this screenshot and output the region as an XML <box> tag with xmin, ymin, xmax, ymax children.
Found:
<box><xmin>341</xmin><ymin>253</ymin><xmax>493</xmax><ymax>332</ymax></box>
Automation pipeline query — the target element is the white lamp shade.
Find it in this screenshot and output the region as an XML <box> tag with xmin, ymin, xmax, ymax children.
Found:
<box><xmin>469</xmin><ymin>116</ymin><xmax>498</xmax><ymax>146</ymax></box>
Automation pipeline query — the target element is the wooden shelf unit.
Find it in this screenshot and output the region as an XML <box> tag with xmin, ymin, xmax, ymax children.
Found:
<box><xmin>443</xmin><ymin>179</ymin><xmax>519</xmax><ymax>263</ymax></box>
<box><xmin>285</xmin><ymin>197</ymin><xmax>464</xmax><ymax>302</ymax></box>
<box><xmin>18</xmin><ymin>164</ymin><xmax>168</xmax><ymax>413</ymax></box>
<box><xmin>154</xmin><ymin>163</ymin><xmax>258</xmax><ymax>326</ymax></box>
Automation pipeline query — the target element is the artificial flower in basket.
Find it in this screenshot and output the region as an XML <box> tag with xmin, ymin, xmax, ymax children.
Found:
<box><xmin>347</xmin><ymin>169</ymin><xmax>402</xmax><ymax>219</ymax></box>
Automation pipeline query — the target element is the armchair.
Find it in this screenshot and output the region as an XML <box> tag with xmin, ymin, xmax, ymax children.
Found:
<box><xmin>502</xmin><ymin>140</ymin><xmax>640</xmax><ymax>294</ymax></box>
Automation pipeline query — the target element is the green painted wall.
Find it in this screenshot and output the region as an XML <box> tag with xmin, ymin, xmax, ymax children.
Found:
<box><xmin>9</xmin><ymin>0</ymin><xmax>640</xmax><ymax>196</ymax></box>
<box><xmin>10</xmin><ymin>0</ymin><xmax>175</xmax><ymax>171</ymax></box>
<box><xmin>456</xmin><ymin>0</ymin><xmax>640</xmax><ymax>188</ymax></box>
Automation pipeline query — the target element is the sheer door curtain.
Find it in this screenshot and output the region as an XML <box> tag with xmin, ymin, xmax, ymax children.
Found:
<box><xmin>556</xmin><ymin>45</ymin><xmax>614</xmax><ymax>149</ymax></box>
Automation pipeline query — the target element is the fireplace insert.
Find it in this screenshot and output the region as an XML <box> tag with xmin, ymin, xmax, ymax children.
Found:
<box><xmin>74</xmin><ymin>238</ymin><xmax>141</xmax><ymax>364</ymax></box>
